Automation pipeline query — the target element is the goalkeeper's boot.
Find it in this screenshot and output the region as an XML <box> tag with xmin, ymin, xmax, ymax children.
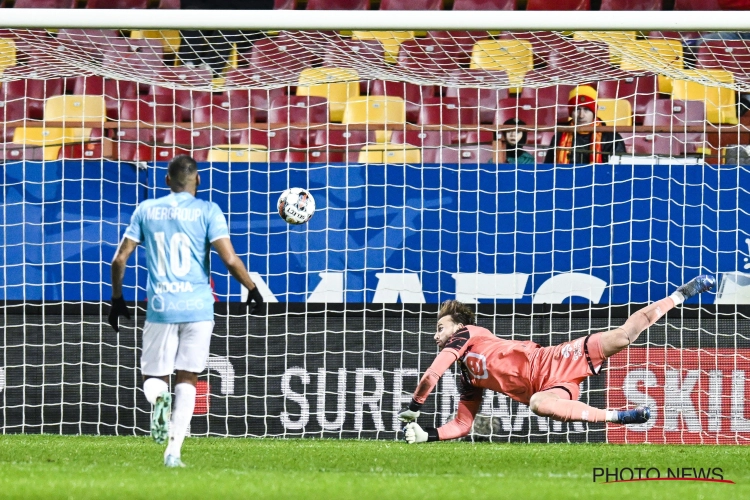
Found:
<box><xmin>151</xmin><ymin>391</ymin><xmax>171</xmax><ymax>445</ymax></box>
<box><xmin>617</xmin><ymin>405</ymin><xmax>650</xmax><ymax>425</ymax></box>
<box><xmin>164</xmin><ymin>454</ymin><xmax>185</xmax><ymax>468</ymax></box>
<box><xmin>674</xmin><ymin>275</ymin><xmax>716</xmax><ymax>301</ymax></box>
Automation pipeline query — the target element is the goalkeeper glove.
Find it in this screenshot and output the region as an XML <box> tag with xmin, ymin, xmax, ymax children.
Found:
<box><xmin>246</xmin><ymin>285</ymin><xmax>265</xmax><ymax>314</ymax></box>
<box><xmin>397</xmin><ymin>407</ymin><xmax>421</xmax><ymax>423</ymax></box>
<box><xmin>403</xmin><ymin>422</ymin><xmax>429</xmax><ymax>444</ymax></box>
<box><xmin>108</xmin><ymin>296</ymin><xmax>131</xmax><ymax>333</ymax></box>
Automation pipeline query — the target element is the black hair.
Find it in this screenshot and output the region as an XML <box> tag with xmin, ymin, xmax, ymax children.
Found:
<box><xmin>167</xmin><ymin>155</ymin><xmax>198</xmax><ymax>188</ymax></box>
<box><xmin>502</xmin><ymin>117</ymin><xmax>528</xmax><ymax>148</ymax></box>
<box><xmin>438</xmin><ymin>300</ymin><xmax>476</xmax><ymax>327</ymax></box>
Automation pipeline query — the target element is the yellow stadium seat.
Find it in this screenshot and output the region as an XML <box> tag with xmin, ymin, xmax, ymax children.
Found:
<box><xmin>130</xmin><ymin>30</ymin><xmax>181</xmax><ymax>54</ymax></box>
<box><xmin>352</xmin><ymin>31</ymin><xmax>415</xmax><ymax>64</ymax></box>
<box><xmin>297</xmin><ymin>68</ymin><xmax>360</xmax><ymax>123</ymax></box>
<box><xmin>469</xmin><ymin>39</ymin><xmax>533</xmax><ymax>87</ymax></box>
<box><xmin>618</xmin><ymin>39</ymin><xmax>683</xmax><ymax>93</ymax></box>
<box><xmin>342</xmin><ymin>96</ymin><xmax>406</xmax><ymax>125</ymax></box>
<box><xmin>13</xmin><ymin>127</ymin><xmax>92</xmax><ymax>146</ymax></box>
<box><xmin>357</xmin><ymin>143</ymin><xmax>421</xmax><ymax>164</ymax></box>
<box><xmin>670</xmin><ymin>70</ymin><xmax>737</xmax><ymax>124</ymax></box>
<box><xmin>207</xmin><ymin>145</ymin><xmax>269</xmax><ymax>162</ymax></box>
<box><xmin>573</xmin><ymin>31</ymin><xmax>637</xmax><ymax>65</ymax></box>
<box><xmin>596</xmin><ymin>98</ymin><xmax>632</xmax><ymax>127</ymax></box>
<box><xmin>44</xmin><ymin>95</ymin><xmax>107</xmax><ymax>123</ymax></box>
<box><xmin>0</xmin><ymin>39</ymin><xmax>16</xmax><ymax>72</ymax></box>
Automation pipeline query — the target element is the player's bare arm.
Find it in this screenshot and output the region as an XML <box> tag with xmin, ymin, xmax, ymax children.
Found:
<box><xmin>211</xmin><ymin>237</ymin><xmax>264</xmax><ymax>311</ymax></box>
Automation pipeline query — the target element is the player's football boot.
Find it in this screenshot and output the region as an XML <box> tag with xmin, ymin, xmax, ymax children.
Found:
<box><xmin>164</xmin><ymin>454</ymin><xmax>185</xmax><ymax>468</ymax></box>
<box><xmin>674</xmin><ymin>275</ymin><xmax>716</xmax><ymax>301</ymax></box>
<box><xmin>617</xmin><ymin>405</ymin><xmax>650</xmax><ymax>425</ymax></box>
<box><xmin>151</xmin><ymin>391</ymin><xmax>172</xmax><ymax>445</ymax></box>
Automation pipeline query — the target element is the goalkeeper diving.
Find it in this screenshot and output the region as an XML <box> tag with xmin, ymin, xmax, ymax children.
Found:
<box><xmin>399</xmin><ymin>275</ymin><xmax>715</xmax><ymax>443</ymax></box>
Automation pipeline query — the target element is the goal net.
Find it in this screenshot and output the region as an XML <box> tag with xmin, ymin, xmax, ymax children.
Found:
<box><xmin>1</xmin><ymin>10</ymin><xmax>750</xmax><ymax>444</ymax></box>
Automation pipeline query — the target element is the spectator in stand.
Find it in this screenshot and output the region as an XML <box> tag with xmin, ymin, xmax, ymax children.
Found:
<box><xmin>498</xmin><ymin>118</ymin><xmax>535</xmax><ymax>164</ymax></box>
<box><xmin>544</xmin><ymin>86</ymin><xmax>625</xmax><ymax>165</ymax></box>
<box><xmin>178</xmin><ymin>0</ymin><xmax>274</xmax><ymax>76</ymax></box>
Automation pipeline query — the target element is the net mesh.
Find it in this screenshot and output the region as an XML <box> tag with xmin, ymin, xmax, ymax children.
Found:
<box><xmin>2</xmin><ymin>24</ymin><xmax>750</xmax><ymax>444</ymax></box>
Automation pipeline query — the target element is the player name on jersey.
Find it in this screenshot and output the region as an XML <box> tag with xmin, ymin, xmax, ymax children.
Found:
<box><xmin>145</xmin><ymin>207</ymin><xmax>203</xmax><ymax>221</ymax></box>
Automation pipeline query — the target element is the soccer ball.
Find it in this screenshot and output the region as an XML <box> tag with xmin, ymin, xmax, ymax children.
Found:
<box><xmin>278</xmin><ymin>188</ymin><xmax>316</xmax><ymax>225</ymax></box>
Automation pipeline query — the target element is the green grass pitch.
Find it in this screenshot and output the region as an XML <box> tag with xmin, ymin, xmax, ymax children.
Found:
<box><xmin>0</xmin><ymin>435</ymin><xmax>747</xmax><ymax>499</ymax></box>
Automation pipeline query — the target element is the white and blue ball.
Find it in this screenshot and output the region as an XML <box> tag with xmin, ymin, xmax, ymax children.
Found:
<box><xmin>278</xmin><ymin>187</ymin><xmax>316</xmax><ymax>225</ymax></box>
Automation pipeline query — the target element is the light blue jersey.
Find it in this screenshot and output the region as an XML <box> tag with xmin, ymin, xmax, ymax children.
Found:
<box><xmin>124</xmin><ymin>191</ymin><xmax>229</xmax><ymax>323</ymax></box>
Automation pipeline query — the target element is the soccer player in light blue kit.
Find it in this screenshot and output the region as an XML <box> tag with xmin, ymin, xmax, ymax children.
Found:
<box><xmin>108</xmin><ymin>155</ymin><xmax>263</xmax><ymax>467</ymax></box>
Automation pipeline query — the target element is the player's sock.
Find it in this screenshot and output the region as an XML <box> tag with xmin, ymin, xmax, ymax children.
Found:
<box><xmin>143</xmin><ymin>377</ymin><xmax>169</xmax><ymax>405</ymax></box>
<box><xmin>165</xmin><ymin>382</ymin><xmax>196</xmax><ymax>459</ymax></box>
<box><xmin>534</xmin><ymin>398</ymin><xmax>608</xmax><ymax>423</ymax></box>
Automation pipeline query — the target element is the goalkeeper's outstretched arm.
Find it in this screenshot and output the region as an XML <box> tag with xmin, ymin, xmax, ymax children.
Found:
<box><xmin>404</xmin><ymin>396</ymin><xmax>482</xmax><ymax>444</ymax></box>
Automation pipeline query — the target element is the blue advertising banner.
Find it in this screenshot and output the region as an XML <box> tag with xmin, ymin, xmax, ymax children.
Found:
<box><xmin>2</xmin><ymin>160</ymin><xmax>749</xmax><ymax>304</ymax></box>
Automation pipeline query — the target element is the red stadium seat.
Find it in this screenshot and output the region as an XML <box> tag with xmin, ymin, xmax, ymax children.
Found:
<box><xmin>238</xmin><ymin>37</ymin><xmax>320</xmax><ymax>87</ymax></box>
<box><xmin>453</xmin><ymin>0</ymin><xmax>516</xmax><ymax>8</ymax></box>
<box><xmin>238</xmin><ymin>126</ymin><xmax>291</xmax><ymax>161</ymax></box>
<box><xmin>149</xmin><ymin>86</ymin><xmax>212</xmax><ymax>123</ymax></box>
<box><xmin>380</xmin><ymin>0</ymin><xmax>442</xmax><ymax>8</ymax></box>
<box><xmin>391</xmin><ymin>130</ymin><xmax>452</xmax><ymax>163</ymax></box>
<box><xmin>518</xmin><ymin>84</ymin><xmax>576</xmax><ymax>124</ymax></box>
<box><xmin>119</xmin><ymin>95</ymin><xmax>177</xmax><ymax>143</ymax></box>
<box><xmin>541</xmin><ymin>40</ymin><xmax>613</xmax><ymax>75</ymax></box>
<box><xmin>13</xmin><ymin>0</ymin><xmax>76</xmax><ymax>7</ymax></box>
<box><xmin>526</xmin><ymin>0</ymin><xmax>589</xmax><ymax>9</ymax></box>
<box><xmin>159</xmin><ymin>0</ymin><xmax>180</xmax><ymax>7</ymax></box>
<box><xmin>596</xmin><ymin>76</ymin><xmax>659</xmax><ymax>124</ymax></box>
<box><xmin>0</xmin><ymin>100</ymin><xmax>26</xmax><ymax>142</ymax></box>
<box><xmin>426</xmin><ymin>31</ymin><xmax>491</xmax><ymax>62</ymax></box>
<box><xmin>222</xmin><ymin>79</ymin><xmax>288</xmax><ymax>124</ymax></box>
<box><xmin>306</xmin><ymin>0</ymin><xmax>369</xmax><ymax>9</ymax></box>
<box><xmin>193</xmin><ymin>92</ymin><xmax>253</xmax><ymax>126</ymax></box>
<box><xmin>322</xmin><ymin>39</ymin><xmax>387</xmax><ymax>73</ymax></box>
<box><xmin>673</xmin><ymin>0</ymin><xmax>721</xmax><ymax>9</ymax></box>
<box><xmin>418</xmin><ymin>97</ymin><xmax>478</xmax><ymax>126</ymax></box>
<box><xmin>157</xmin><ymin>128</ymin><xmax>214</xmax><ymax>162</ymax></box>
<box><xmin>58</xmin><ymin>128</ymin><xmax>108</xmax><ymax>160</ymax></box>
<box><xmin>397</xmin><ymin>38</ymin><xmax>465</xmax><ymax>77</ymax></box>
<box><xmin>57</xmin><ymin>29</ymin><xmax>124</xmax><ymax>60</ymax></box>
<box><xmin>310</xmin><ymin>128</ymin><xmax>370</xmax><ymax>162</ymax></box>
<box><xmin>600</xmin><ymin>0</ymin><xmax>661</xmax><ymax>8</ymax></box>
<box><xmin>87</xmin><ymin>0</ymin><xmax>148</xmax><ymax>7</ymax></box>
<box><xmin>458</xmin><ymin>129</ymin><xmax>494</xmax><ymax>145</ymax></box>
<box><xmin>268</xmin><ymin>95</ymin><xmax>328</xmax><ymax>148</ymax></box>
<box><xmin>495</xmin><ymin>97</ymin><xmax>557</xmax><ymax>127</ymax></box>
<box><xmin>367</xmin><ymin>81</ymin><xmax>436</xmax><ymax>123</ymax></box>
<box><xmin>642</xmin><ymin>99</ymin><xmax>706</xmax><ymax>127</ymax></box>
<box><xmin>619</xmin><ymin>132</ymin><xmax>685</xmax><ymax>156</ymax></box>
<box><xmin>696</xmin><ymin>40</ymin><xmax>750</xmax><ymax>81</ymax></box>
<box><xmin>445</xmin><ymin>71</ymin><xmax>510</xmax><ymax>124</ymax></box>
<box><xmin>72</xmin><ymin>76</ymin><xmax>138</xmax><ymax>120</ymax></box>
<box><xmin>1</xmin><ymin>78</ymin><xmax>65</xmax><ymax>121</ymax></box>
<box><xmin>497</xmin><ymin>32</ymin><xmax>565</xmax><ymax>67</ymax></box>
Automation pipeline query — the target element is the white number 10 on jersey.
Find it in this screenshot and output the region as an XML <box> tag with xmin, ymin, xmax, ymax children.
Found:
<box><xmin>154</xmin><ymin>232</ymin><xmax>191</xmax><ymax>277</ymax></box>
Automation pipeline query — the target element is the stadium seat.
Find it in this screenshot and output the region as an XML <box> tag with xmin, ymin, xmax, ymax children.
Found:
<box><xmin>130</xmin><ymin>30</ymin><xmax>181</xmax><ymax>55</ymax></box>
<box><xmin>518</xmin><ymin>84</ymin><xmax>576</xmax><ymax>124</ymax></box>
<box><xmin>444</xmin><ymin>69</ymin><xmax>511</xmax><ymax>122</ymax></box>
<box><xmin>343</xmin><ymin>96</ymin><xmax>406</xmax><ymax>125</ymax></box>
<box><xmin>310</xmin><ymin>128</ymin><xmax>370</xmax><ymax>162</ymax></box>
<box><xmin>670</xmin><ymin>70</ymin><xmax>737</xmax><ymax>124</ymax></box>
<box><xmin>619</xmin><ymin>132</ymin><xmax>684</xmax><ymax>156</ymax></box>
<box><xmin>600</xmin><ymin>0</ymin><xmax>661</xmax><ymax>8</ymax></box>
<box><xmin>417</xmin><ymin>97</ymin><xmax>478</xmax><ymax>126</ymax></box>
<box><xmin>157</xmin><ymin>128</ymin><xmax>214</xmax><ymax>162</ymax></box>
<box><xmin>427</xmin><ymin>31</ymin><xmax>493</xmax><ymax>63</ymax></box>
<box><xmin>526</xmin><ymin>0</ymin><xmax>589</xmax><ymax>9</ymax></box>
<box><xmin>470</xmin><ymin>40</ymin><xmax>533</xmax><ymax>86</ymax></box>
<box><xmin>13</xmin><ymin>0</ymin><xmax>76</xmax><ymax>7</ymax></box>
<box><xmin>573</xmin><ymin>31</ymin><xmax>638</xmax><ymax>65</ymax></box>
<box><xmin>595</xmin><ymin>98</ymin><xmax>633</xmax><ymax>127</ymax></box>
<box><xmin>397</xmin><ymin>38</ymin><xmax>464</xmax><ymax>77</ymax></box>
<box><xmin>495</xmin><ymin>97</ymin><xmax>557</xmax><ymax>127</ymax></box>
<box><xmin>223</xmin><ymin>72</ymin><xmax>287</xmax><ymax>123</ymax></box>
<box><xmin>696</xmin><ymin>40</ymin><xmax>750</xmax><ymax>80</ymax></box>
<box><xmin>150</xmin><ymin>86</ymin><xmax>212</xmax><ymax>123</ymax></box>
<box><xmin>619</xmin><ymin>39</ymin><xmax>683</xmax><ymax>73</ymax></box>
<box><xmin>352</xmin><ymin>31</ymin><xmax>415</xmax><ymax>64</ymax></box>
<box><xmin>1</xmin><ymin>78</ymin><xmax>65</xmax><ymax>121</ymax></box>
<box><xmin>237</xmin><ymin>127</ymin><xmax>290</xmax><ymax>161</ymax></box>
<box><xmin>86</xmin><ymin>0</ymin><xmax>148</xmax><ymax>7</ymax></box>
<box><xmin>642</xmin><ymin>99</ymin><xmax>706</xmax><ymax>127</ymax></box>
<box><xmin>192</xmin><ymin>92</ymin><xmax>253</xmax><ymax>141</ymax></box>
<box><xmin>596</xmin><ymin>76</ymin><xmax>659</xmax><ymax>124</ymax></box>
<box><xmin>391</xmin><ymin>130</ymin><xmax>451</xmax><ymax>163</ymax></box>
<box><xmin>296</xmin><ymin>67</ymin><xmax>360</xmax><ymax>122</ymax></box>
<box><xmin>306</xmin><ymin>0</ymin><xmax>369</xmax><ymax>8</ymax></box>
<box><xmin>268</xmin><ymin>95</ymin><xmax>328</xmax><ymax>149</ymax></box>
<box><xmin>673</xmin><ymin>0</ymin><xmax>721</xmax><ymax>9</ymax></box>
<box><xmin>357</xmin><ymin>143</ymin><xmax>421</xmax><ymax>164</ymax></box>
<box><xmin>58</xmin><ymin>128</ymin><xmax>108</xmax><ymax>160</ymax></box>
<box><xmin>541</xmin><ymin>40</ymin><xmax>614</xmax><ymax>77</ymax></box>
<box><xmin>438</xmin><ymin>144</ymin><xmax>494</xmax><ymax>164</ymax></box>
<box><xmin>159</xmin><ymin>0</ymin><xmax>180</xmax><ymax>7</ymax></box>
<box><xmin>119</xmin><ymin>95</ymin><xmax>177</xmax><ymax>143</ymax></box>
<box><xmin>380</xmin><ymin>0</ymin><xmax>442</xmax><ymax>8</ymax></box>
<box><xmin>207</xmin><ymin>146</ymin><xmax>269</xmax><ymax>163</ymax></box>
<box><xmin>237</xmin><ymin>37</ymin><xmax>321</xmax><ymax>87</ymax></box>
<box><xmin>44</xmin><ymin>95</ymin><xmax>106</xmax><ymax>123</ymax></box>
<box><xmin>0</xmin><ymin>39</ymin><xmax>16</xmax><ymax>72</ymax></box>
<box><xmin>367</xmin><ymin>81</ymin><xmax>436</xmax><ymax>123</ymax></box>
<box><xmin>72</xmin><ymin>77</ymin><xmax>137</xmax><ymax>121</ymax></box>
<box><xmin>322</xmin><ymin>39</ymin><xmax>386</xmax><ymax>72</ymax></box>
<box><xmin>453</xmin><ymin>0</ymin><xmax>516</xmax><ymax>8</ymax></box>
<box><xmin>496</xmin><ymin>31</ymin><xmax>564</xmax><ymax>68</ymax></box>
<box><xmin>0</xmin><ymin>100</ymin><xmax>26</xmax><ymax>142</ymax></box>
